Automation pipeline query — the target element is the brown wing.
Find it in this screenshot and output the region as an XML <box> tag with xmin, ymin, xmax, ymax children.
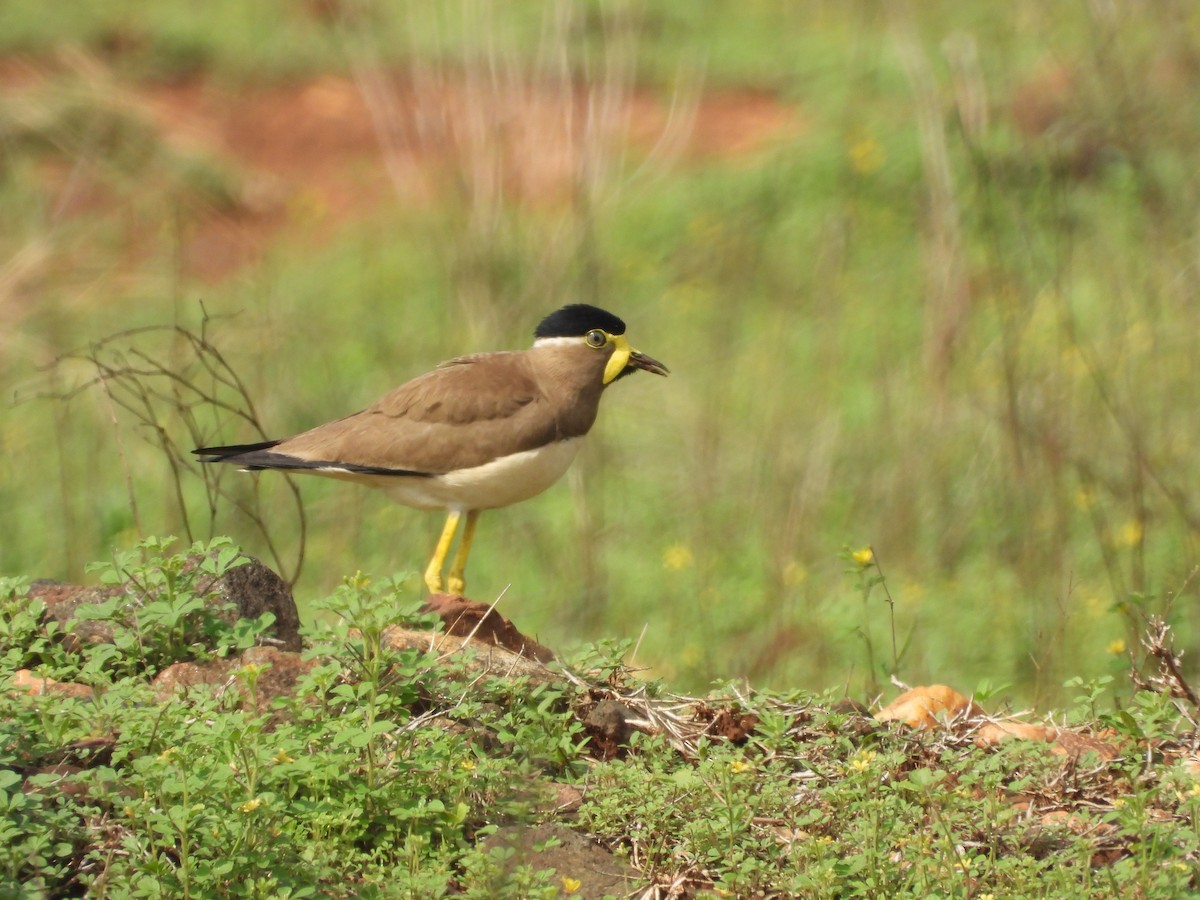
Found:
<box><xmin>374</xmin><ymin>354</ymin><xmax>538</xmax><ymax>424</ymax></box>
<box><xmin>272</xmin><ymin>352</ymin><xmax>558</xmax><ymax>473</ymax></box>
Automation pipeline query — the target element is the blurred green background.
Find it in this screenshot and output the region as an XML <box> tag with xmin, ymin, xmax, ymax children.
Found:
<box><xmin>4</xmin><ymin>1</ymin><xmax>1200</xmax><ymax>706</ymax></box>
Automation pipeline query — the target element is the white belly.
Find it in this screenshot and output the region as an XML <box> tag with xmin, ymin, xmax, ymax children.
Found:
<box><xmin>372</xmin><ymin>437</ymin><xmax>582</xmax><ymax>512</ymax></box>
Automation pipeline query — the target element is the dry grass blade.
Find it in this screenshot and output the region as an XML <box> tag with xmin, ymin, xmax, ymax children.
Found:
<box><xmin>37</xmin><ymin>308</ymin><xmax>307</xmax><ymax>585</ymax></box>
<box><xmin>1132</xmin><ymin>616</ymin><xmax>1200</xmax><ymax>739</ymax></box>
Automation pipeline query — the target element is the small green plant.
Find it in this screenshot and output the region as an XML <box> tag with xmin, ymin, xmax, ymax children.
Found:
<box><xmin>456</xmin><ymin>841</ymin><xmax>561</xmax><ymax>899</ymax></box>
<box><xmin>840</xmin><ymin>544</ymin><xmax>912</xmax><ymax>692</ymax></box>
<box><xmin>0</xmin><ymin>577</ymin><xmax>80</xmax><ymax>680</ymax></box>
<box><xmin>0</xmin><ymin>768</ymin><xmax>84</xmax><ymax>894</ymax></box>
<box><xmin>73</xmin><ymin>535</ymin><xmax>266</xmax><ymax>676</ymax></box>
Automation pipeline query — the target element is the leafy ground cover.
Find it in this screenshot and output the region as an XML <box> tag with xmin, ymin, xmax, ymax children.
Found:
<box><xmin>4</xmin><ymin>539</ymin><xmax>1200</xmax><ymax>897</ymax></box>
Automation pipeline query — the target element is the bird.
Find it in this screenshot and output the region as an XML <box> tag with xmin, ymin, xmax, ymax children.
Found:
<box><xmin>193</xmin><ymin>304</ymin><xmax>668</xmax><ymax>595</ymax></box>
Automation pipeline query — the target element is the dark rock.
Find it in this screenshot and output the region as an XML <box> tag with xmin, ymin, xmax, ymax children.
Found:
<box><xmin>191</xmin><ymin>554</ymin><xmax>302</xmax><ymax>652</ymax></box>
<box><xmin>26</xmin><ymin>581</ymin><xmax>122</xmax><ymax>650</ymax></box>
<box><xmin>584</xmin><ymin>699</ymin><xmax>640</xmax><ymax>760</ymax></box>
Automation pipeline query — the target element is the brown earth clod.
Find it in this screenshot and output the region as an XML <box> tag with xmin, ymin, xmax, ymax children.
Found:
<box><xmin>422</xmin><ymin>593</ymin><xmax>555</xmax><ymax>663</ymax></box>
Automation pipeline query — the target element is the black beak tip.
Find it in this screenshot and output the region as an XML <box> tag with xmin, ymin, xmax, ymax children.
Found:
<box><xmin>630</xmin><ymin>351</ymin><xmax>669</xmax><ymax>377</ymax></box>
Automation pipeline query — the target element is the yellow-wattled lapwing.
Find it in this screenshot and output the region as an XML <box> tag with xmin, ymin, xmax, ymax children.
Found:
<box><xmin>193</xmin><ymin>304</ymin><xmax>668</xmax><ymax>595</ymax></box>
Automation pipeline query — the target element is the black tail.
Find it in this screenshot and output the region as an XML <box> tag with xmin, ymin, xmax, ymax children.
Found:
<box><xmin>192</xmin><ymin>440</ymin><xmax>286</xmax><ymax>469</ymax></box>
<box><xmin>192</xmin><ymin>440</ymin><xmax>432</xmax><ymax>477</ymax></box>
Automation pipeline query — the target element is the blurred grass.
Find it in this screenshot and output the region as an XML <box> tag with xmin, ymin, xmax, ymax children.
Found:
<box><xmin>4</xmin><ymin>1</ymin><xmax>1200</xmax><ymax>705</ymax></box>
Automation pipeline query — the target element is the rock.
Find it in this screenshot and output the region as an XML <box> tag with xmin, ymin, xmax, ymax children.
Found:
<box><xmin>152</xmin><ymin>658</ymin><xmax>237</xmax><ymax>698</ymax></box>
<box><xmin>974</xmin><ymin>720</ymin><xmax>1059</xmax><ymax>748</ymax></box>
<box><xmin>25</xmin><ymin>581</ymin><xmax>123</xmax><ymax>650</ymax></box>
<box><xmin>545</xmin><ymin>782</ymin><xmax>585</xmax><ymax>816</ymax></box>
<box><xmin>1022</xmin><ymin>808</ymin><xmax>1119</xmax><ymax>860</ymax></box>
<box><xmin>153</xmin><ymin>646</ymin><xmax>316</xmax><ymax>711</ymax></box>
<box><xmin>237</xmin><ymin>645</ymin><xmax>317</xmax><ymax>703</ymax></box>
<box><xmin>192</xmin><ymin>554</ymin><xmax>302</xmax><ymax>652</ymax></box>
<box><xmin>381</xmin><ymin>625</ymin><xmax>561</xmax><ymax>684</ymax></box>
<box><xmin>1050</xmin><ymin>729</ymin><xmax>1120</xmax><ymax>761</ymax></box>
<box><xmin>1181</xmin><ymin>755</ymin><xmax>1200</xmax><ymax>780</ymax></box>
<box><xmin>8</xmin><ymin>669</ymin><xmax>94</xmax><ymax>699</ymax></box>
<box><xmin>584</xmin><ymin>699</ymin><xmax>641</xmax><ymax>759</ymax></box>
<box><xmin>875</xmin><ymin>685</ymin><xmax>982</xmax><ymax>730</ymax></box>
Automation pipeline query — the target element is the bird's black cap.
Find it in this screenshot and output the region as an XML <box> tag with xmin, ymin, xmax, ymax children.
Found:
<box><xmin>535</xmin><ymin>304</ymin><xmax>626</xmax><ymax>339</ymax></box>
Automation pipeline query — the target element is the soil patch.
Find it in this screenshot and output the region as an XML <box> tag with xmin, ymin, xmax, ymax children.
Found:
<box><xmin>3</xmin><ymin>60</ymin><xmax>803</xmax><ymax>281</ymax></box>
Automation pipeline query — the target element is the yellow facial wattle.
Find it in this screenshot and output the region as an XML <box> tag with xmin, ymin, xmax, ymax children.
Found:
<box><xmin>603</xmin><ymin>334</ymin><xmax>631</xmax><ymax>384</ymax></box>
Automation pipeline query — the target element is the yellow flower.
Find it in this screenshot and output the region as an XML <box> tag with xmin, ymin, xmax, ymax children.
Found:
<box><xmin>1107</xmin><ymin>639</ymin><xmax>1126</xmax><ymax>656</ymax></box>
<box><xmin>344</xmin><ymin>571</ymin><xmax>371</xmax><ymax>590</ymax></box>
<box><xmin>848</xmin><ymin>136</ymin><xmax>885</xmax><ymax>175</ymax></box>
<box><xmin>729</xmin><ymin>759</ymin><xmax>752</xmax><ymax>774</ymax></box>
<box><xmin>782</xmin><ymin>561</ymin><xmax>808</xmax><ymax>587</ymax></box>
<box><xmin>663</xmin><ymin>544</ymin><xmax>695</xmax><ymax>572</ymax></box>
<box><xmin>273</xmin><ymin>748</ymin><xmax>295</xmax><ymax>764</ymax></box>
<box><xmin>848</xmin><ymin>750</ymin><xmax>877</xmax><ymax>773</ymax></box>
<box><xmin>289</xmin><ymin>188</ymin><xmax>329</xmax><ymax>227</ymax></box>
<box><xmin>679</xmin><ymin>643</ymin><xmax>702</xmax><ymax>667</ymax></box>
<box><xmin>561</xmin><ymin>876</ymin><xmax>582</xmax><ymax>894</ymax></box>
<box><xmin>157</xmin><ymin>747</ymin><xmax>178</xmax><ymax>762</ymax></box>
<box><xmin>900</xmin><ymin>581</ymin><xmax>926</xmax><ymax>603</ymax></box>
<box><xmin>1116</xmin><ymin>520</ymin><xmax>1143</xmax><ymax>547</ymax></box>
<box><xmin>1083</xmin><ymin>594</ymin><xmax>1106</xmax><ymax>617</ymax></box>
<box><xmin>852</xmin><ymin>547</ymin><xmax>874</xmax><ymax>567</ymax></box>
<box><xmin>239</xmin><ymin>797</ymin><xmax>263</xmax><ymax>813</ymax></box>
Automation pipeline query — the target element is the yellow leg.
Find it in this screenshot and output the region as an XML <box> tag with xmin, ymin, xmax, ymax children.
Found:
<box><xmin>424</xmin><ymin>510</ymin><xmax>461</xmax><ymax>594</ymax></box>
<box><xmin>446</xmin><ymin>510</ymin><xmax>480</xmax><ymax>596</ymax></box>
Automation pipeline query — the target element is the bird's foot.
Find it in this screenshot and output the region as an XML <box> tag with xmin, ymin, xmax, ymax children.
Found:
<box><xmin>423</xmin><ymin>569</ymin><xmax>445</xmax><ymax>595</ymax></box>
<box><xmin>446</xmin><ymin>573</ymin><xmax>466</xmax><ymax>596</ymax></box>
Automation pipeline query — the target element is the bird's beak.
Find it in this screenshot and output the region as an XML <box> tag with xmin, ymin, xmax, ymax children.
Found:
<box><xmin>627</xmin><ymin>349</ymin><xmax>670</xmax><ymax>377</ymax></box>
<box><xmin>604</xmin><ymin>334</ymin><xmax>670</xmax><ymax>384</ymax></box>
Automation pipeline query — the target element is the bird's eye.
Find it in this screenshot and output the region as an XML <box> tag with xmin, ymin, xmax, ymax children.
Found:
<box><xmin>585</xmin><ymin>329</ymin><xmax>607</xmax><ymax>348</ymax></box>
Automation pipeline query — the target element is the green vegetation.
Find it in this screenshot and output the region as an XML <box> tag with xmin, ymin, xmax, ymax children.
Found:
<box><xmin>5</xmin><ymin>540</ymin><xmax>1200</xmax><ymax>897</ymax></box>
<box><xmin>4</xmin><ymin>1</ymin><xmax>1200</xmax><ymax>709</ymax></box>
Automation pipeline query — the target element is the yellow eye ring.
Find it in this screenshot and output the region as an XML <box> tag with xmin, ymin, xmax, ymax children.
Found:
<box><xmin>585</xmin><ymin>329</ymin><xmax>607</xmax><ymax>349</ymax></box>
